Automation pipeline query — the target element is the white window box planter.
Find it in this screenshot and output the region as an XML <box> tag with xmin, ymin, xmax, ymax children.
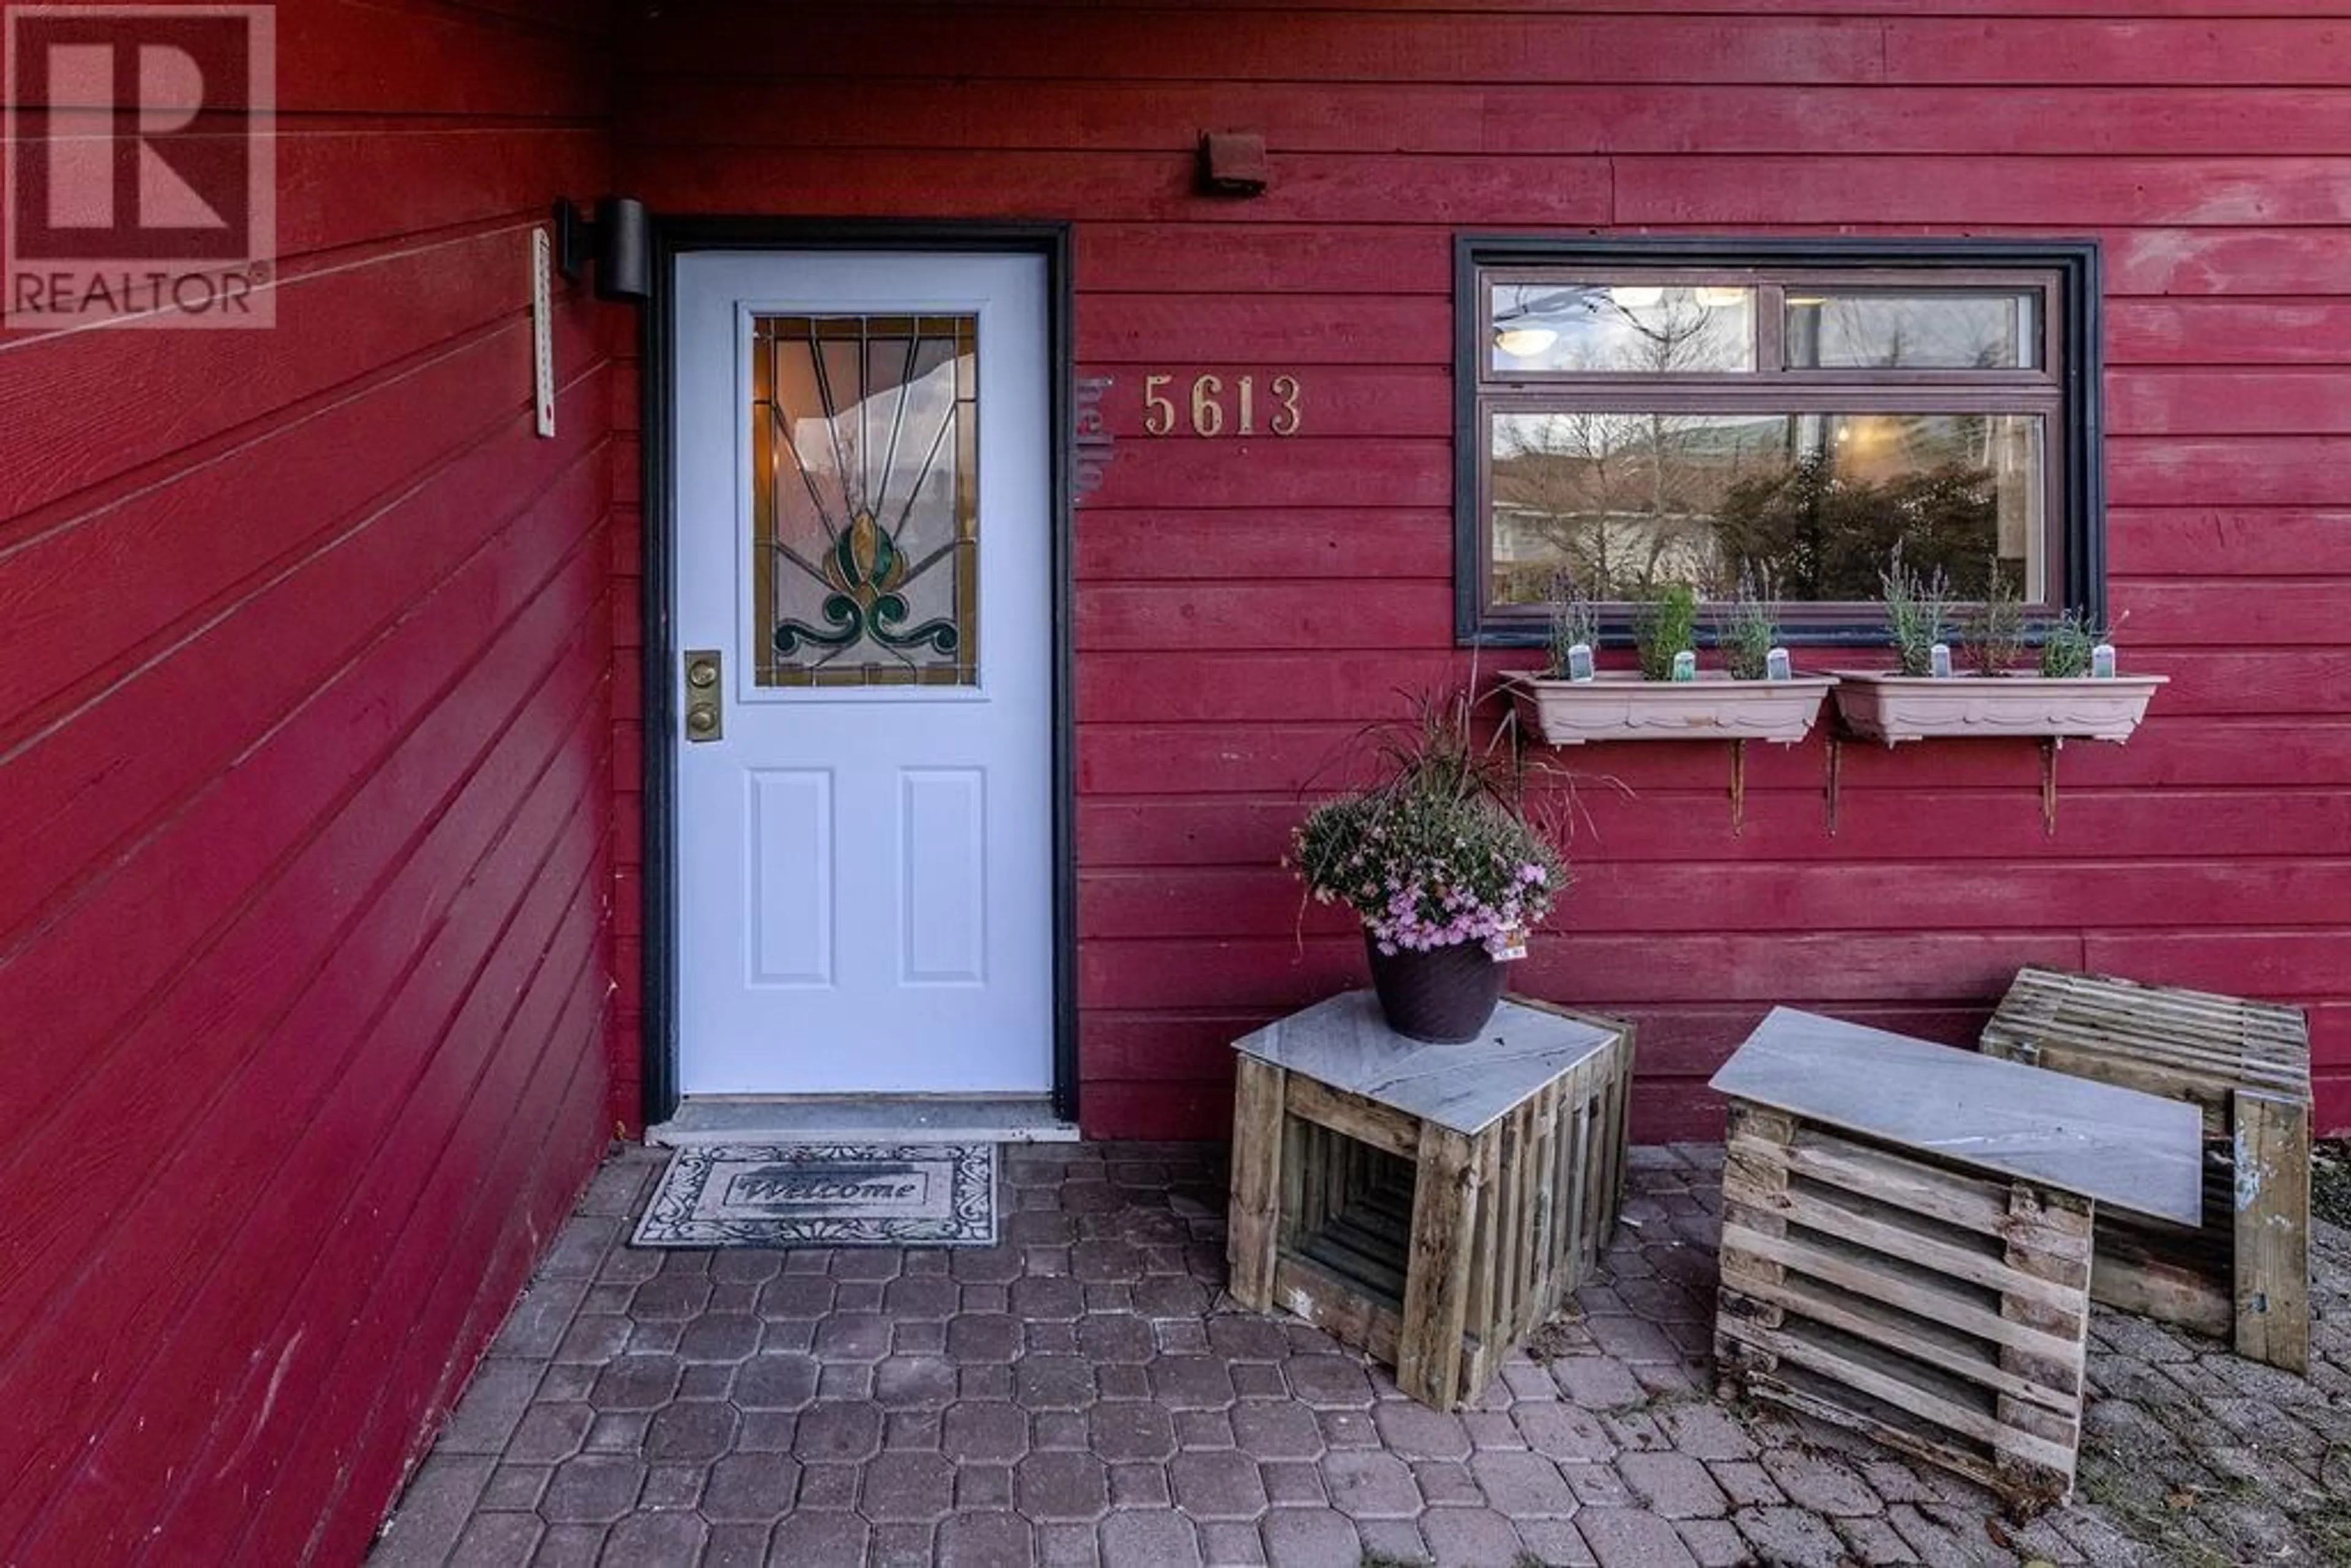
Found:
<box><xmin>1828</xmin><ymin>671</ymin><xmax>2167</xmax><ymax>746</ymax></box>
<box><xmin>1504</xmin><ymin>670</ymin><xmax>1838</xmax><ymax>747</ymax></box>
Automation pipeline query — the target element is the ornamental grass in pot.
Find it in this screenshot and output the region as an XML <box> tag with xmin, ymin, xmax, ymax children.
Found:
<box><xmin>1289</xmin><ymin>692</ymin><xmax>1567</xmax><ymax>1043</ymax></box>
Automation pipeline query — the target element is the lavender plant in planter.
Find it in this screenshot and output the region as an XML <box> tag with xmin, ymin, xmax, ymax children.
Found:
<box><xmin>1289</xmin><ymin>692</ymin><xmax>1566</xmax><ymax>1043</ymax></box>
<box><xmin>1830</xmin><ymin>561</ymin><xmax>2164</xmax><ymax>746</ymax></box>
<box><xmin>1506</xmin><ymin>576</ymin><xmax>1835</xmax><ymax>748</ymax></box>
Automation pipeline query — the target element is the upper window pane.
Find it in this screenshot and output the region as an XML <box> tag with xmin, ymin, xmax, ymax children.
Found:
<box><xmin>1490</xmin><ymin>283</ymin><xmax>1755</xmax><ymax>374</ymax></box>
<box><xmin>1787</xmin><ymin>290</ymin><xmax>2040</xmax><ymax>370</ymax></box>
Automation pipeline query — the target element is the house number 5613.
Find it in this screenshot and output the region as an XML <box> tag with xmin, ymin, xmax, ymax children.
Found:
<box><xmin>1142</xmin><ymin>373</ymin><xmax>1301</xmax><ymax>437</ymax></box>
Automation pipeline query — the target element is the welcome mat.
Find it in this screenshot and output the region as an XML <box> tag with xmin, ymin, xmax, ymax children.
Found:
<box><xmin>632</xmin><ymin>1142</ymin><xmax>997</xmax><ymax>1248</ymax></box>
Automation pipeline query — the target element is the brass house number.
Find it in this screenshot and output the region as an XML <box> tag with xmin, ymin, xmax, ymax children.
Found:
<box><xmin>1142</xmin><ymin>373</ymin><xmax>1302</xmax><ymax>437</ymax></box>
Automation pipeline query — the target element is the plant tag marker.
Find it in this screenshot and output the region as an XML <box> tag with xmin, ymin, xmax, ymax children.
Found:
<box><xmin>1670</xmin><ymin>650</ymin><xmax>1697</xmax><ymax>683</ymax></box>
<box><xmin>1765</xmin><ymin>647</ymin><xmax>1791</xmax><ymax>681</ymax></box>
<box><xmin>1929</xmin><ymin>642</ymin><xmax>1953</xmax><ymax>678</ymax></box>
<box><xmin>1566</xmin><ymin>642</ymin><xmax>1595</xmax><ymax>683</ymax></box>
<box><xmin>1489</xmin><ymin>928</ymin><xmax>1529</xmax><ymax>962</ymax></box>
<box><xmin>2091</xmin><ymin>643</ymin><xmax>2117</xmax><ymax>678</ymax></box>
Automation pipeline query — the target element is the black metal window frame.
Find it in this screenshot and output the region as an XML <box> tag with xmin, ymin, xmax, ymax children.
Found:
<box><xmin>1452</xmin><ymin>235</ymin><xmax>2105</xmax><ymax>647</ymax></box>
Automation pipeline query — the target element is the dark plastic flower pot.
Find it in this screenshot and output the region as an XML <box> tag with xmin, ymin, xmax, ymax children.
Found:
<box><xmin>1363</xmin><ymin>932</ymin><xmax>1506</xmax><ymax>1044</ymax></box>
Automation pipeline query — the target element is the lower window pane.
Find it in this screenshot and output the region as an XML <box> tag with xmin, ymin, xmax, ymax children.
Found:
<box><xmin>1490</xmin><ymin>409</ymin><xmax>2045</xmax><ymax>607</ymax></box>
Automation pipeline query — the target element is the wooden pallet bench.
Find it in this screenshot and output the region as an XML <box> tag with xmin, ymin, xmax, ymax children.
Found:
<box><xmin>1227</xmin><ymin>991</ymin><xmax>1633</xmax><ymax>1411</ymax></box>
<box><xmin>1980</xmin><ymin>965</ymin><xmax>2314</xmax><ymax>1373</ymax></box>
<box><xmin>1711</xmin><ymin>1008</ymin><xmax>2205</xmax><ymax>1512</ymax></box>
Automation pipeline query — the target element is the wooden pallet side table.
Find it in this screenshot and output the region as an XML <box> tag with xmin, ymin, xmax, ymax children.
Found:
<box><xmin>1227</xmin><ymin>991</ymin><xmax>1634</xmax><ymax>1410</ymax></box>
<box><xmin>1710</xmin><ymin>1008</ymin><xmax>2204</xmax><ymax>1512</ymax></box>
<box><xmin>1979</xmin><ymin>964</ymin><xmax>2314</xmax><ymax>1373</ymax></box>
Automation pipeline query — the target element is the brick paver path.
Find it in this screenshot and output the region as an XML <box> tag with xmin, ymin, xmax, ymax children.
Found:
<box><xmin>371</xmin><ymin>1142</ymin><xmax>2350</xmax><ymax>1567</ymax></box>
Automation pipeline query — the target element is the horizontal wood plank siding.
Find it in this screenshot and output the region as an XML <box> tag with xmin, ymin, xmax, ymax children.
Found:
<box><xmin>617</xmin><ymin>2</ymin><xmax>2350</xmax><ymax>1141</ymax></box>
<box><xmin>0</xmin><ymin>2</ymin><xmax>619</xmax><ymax>1561</ymax></box>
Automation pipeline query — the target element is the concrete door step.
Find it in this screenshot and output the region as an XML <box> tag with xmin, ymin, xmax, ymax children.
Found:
<box><xmin>647</xmin><ymin>1094</ymin><xmax>1078</xmax><ymax>1148</ymax></box>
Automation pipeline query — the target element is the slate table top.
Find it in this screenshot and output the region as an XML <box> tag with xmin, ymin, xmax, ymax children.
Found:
<box><xmin>1232</xmin><ymin>989</ymin><xmax>1622</xmax><ymax>1138</ymax></box>
<box><xmin>1711</xmin><ymin>1006</ymin><xmax>2204</xmax><ymax>1228</ymax></box>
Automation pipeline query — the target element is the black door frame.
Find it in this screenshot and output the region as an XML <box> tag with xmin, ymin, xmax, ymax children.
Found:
<box><xmin>638</xmin><ymin>218</ymin><xmax>1079</xmax><ymax>1128</ymax></box>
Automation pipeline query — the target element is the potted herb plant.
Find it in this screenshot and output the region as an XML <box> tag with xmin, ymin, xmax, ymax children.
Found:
<box><xmin>1290</xmin><ymin>692</ymin><xmax>1565</xmax><ymax>1043</ymax></box>
<box><xmin>1829</xmin><ymin>557</ymin><xmax>2167</xmax><ymax>745</ymax></box>
<box><xmin>1504</xmin><ymin>575</ymin><xmax>1837</xmax><ymax>746</ymax></box>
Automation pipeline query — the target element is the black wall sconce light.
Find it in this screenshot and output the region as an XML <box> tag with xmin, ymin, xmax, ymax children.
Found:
<box><xmin>552</xmin><ymin>196</ymin><xmax>651</xmax><ymax>301</ymax></box>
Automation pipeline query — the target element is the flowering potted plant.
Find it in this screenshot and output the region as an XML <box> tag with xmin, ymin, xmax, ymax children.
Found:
<box><xmin>1290</xmin><ymin>692</ymin><xmax>1566</xmax><ymax>1043</ymax></box>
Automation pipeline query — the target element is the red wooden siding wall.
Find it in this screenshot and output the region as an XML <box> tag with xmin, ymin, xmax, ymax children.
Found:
<box><xmin>0</xmin><ymin>2</ymin><xmax>618</xmax><ymax>1560</ymax></box>
<box><xmin>614</xmin><ymin>4</ymin><xmax>2351</xmax><ymax>1142</ymax></box>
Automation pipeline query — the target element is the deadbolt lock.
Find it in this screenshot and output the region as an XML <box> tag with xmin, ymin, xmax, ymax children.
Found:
<box><xmin>683</xmin><ymin>650</ymin><xmax>723</xmax><ymax>741</ymax></box>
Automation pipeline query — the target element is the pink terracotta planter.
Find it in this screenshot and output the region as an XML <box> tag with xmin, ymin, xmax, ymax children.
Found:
<box><xmin>1828</xmin><ymin>671</ymin><xmax>2167</xmax><ymax>745</ymax></box>
<box><xmin>1505</xmin><ymin>670</ymin><xmax>1838</xmax><ymax>746</ymax></box>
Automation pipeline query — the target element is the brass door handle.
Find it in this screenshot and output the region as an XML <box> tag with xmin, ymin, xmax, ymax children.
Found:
<box><xmin>683</xmin><ymin>650</ymin><xmax>722</xmax><ymax>741</ymax></box>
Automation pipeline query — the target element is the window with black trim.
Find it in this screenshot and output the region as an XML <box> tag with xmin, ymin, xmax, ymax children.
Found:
<box><xmin>1454</xmin><ymin>238</ymin><xmax>2104</xmax><ymax>645</ymax></box>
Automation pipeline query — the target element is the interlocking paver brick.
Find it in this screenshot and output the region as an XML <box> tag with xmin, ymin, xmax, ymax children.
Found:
<box><xmin>1100</xmin><ymin>1507</ymin><xmax>1202</xmax><ymax>1568</ymax></box>
<box><xmin>377</xmin><ymin>1141</ymin><xmax>2351</xmax><ymax>1568</ymax></box>
<box><xmin>444</xmin><ymin>1510</ymin><xmax>542</xmax><ymax>1568</ymax></box>
<box><xmin>1761</xmin><ymin>1449</ymin><xmax>1881</xmax><ymax>1516</ymax></box>
<box><xmin>1422</xmin><ymin>1504</ymin><xmax>1527</xmax><ymax>1564</ymax></box>
<box><xmin>702</xmin><ymin>1521</ymin><xmax>770</xmax><ymax>1568</ymax></box>
<box><xmin>1169</xmin><ymin>1449</ymin><xmax>1269</xmax><ymax>1520</ymax></box>
<box><xmin>1322</xmin><ymin>1450</ymin><xmax>1423</xmax><ymax>1520</ymax></box>
<box><xmin>1674</xmin><ymin>1517</ymin><xmax>1752</xmax><ymax>1567</ymax></box>
<box><xmin>767</xmin><ymin>1509</ymin><xmax>868</xmax><ymax>1568</ymax></box>
<box><xmin>527</xmin><ymin>1521</ymin><xmax>606</xmax><ymax>1566</ymax></box>
<box><xmin>938</xmin><ymin>1509</ymin><xmax>1035</xmax><ymax>1567</ymax></box>
<box><xmin>642</xmin><ymin>1398</ymin><xmax>736</xmax><ymax>1461</ymax></box>
<box><xmin>1410</xmin><ymin>1460</ymin><xmax>1481</xmax><ymax>1507</ymax></box>
<box><xmin>944</xmin><ymin>1310</ymin><xmax>1022</xmax><ymax>1364</ymax></box>
<box><xmin>1734</xmin><ymin>1504</ymin><xmax>1854</xmax><ymax>1568</ymax></box>
<box><xmin>1199</xmin><ymin>1518</ymin><xmax>1269</xmax><ymax>1565</ymax></box>
<box><xmin>1018</xmin><ymin>1450</ymin><xmax>1112</xmax><ymax>1520</ymax></box>
<box><xmin>504</xmin><ymin>1405</ymin><xmax>591</xmax><ymax>1465</ymax></box>
<box><xmin>1515</xmin><ymin>1400</ymin><xmax>1614</xmax><ymax>1461</ymax></box>
<box><xmin>1108</xmin><ymin>1460</ymin><xmax>1172</xmax><ymax>1508</ymax></box>
<box><xmin>940</xmin><ymin>1400</ymin><xmax>1030</xmax><ymax>1463</ymax></box>
<box><xmin>675</xmin><ymin>1312</ymin><xmax>760</xmax><ymax>1362</ymax></box>
<box><xmin>791</xmin><ymin>1399</ymin><xmax>883</xmax><ymax>1463</ymax></box>
<box><xmin>1078</xmin><ymin>1313</ymin><xmax>1157</xmax><ymax>1364</ymax></box>
<box><xmin>1371</xmin><ymin>1401</ymin><xmax>1472</xmax><ymax>1461</ymax></box>
<box><xmin>1472</xmin><ymin>1449</ymin><xmax>1579</xmax><ymax>1518</ymax></box>
<box><xmin>1233</xmin><ymin>1400</ymin><xmax>1325</xmax><ymax>1462</ymax></box>
<box><xmin>1616</xmin><ymin>1450</ymin><xmax>1728</xmax><ymax>1518</ymax></box>
<box><xmin>586</xmin><ymin>1355</ymin><xmax>678</xmax><ymax>1412</ymax></box>
<box><xmin>1016</xmin><ymin>1352</ymin><xmax>1098</xmax><ymax>1411</ymax></box>
<box><xmin>699</xmin><ymin>1451</ymin><xmax>798</xmax><ymax>1520</ymax></box>
<box><xmin>872</xmin><ymin>1354</ymin><xmax>956</xmax><ymax>1410</ymax></box>
<box><xmin>1150</xmin><ymin>1354</ymin><xmax>1239</xmax><ymax>1409</ymax></box>
<box><xmin>601</xmin><ymin>1509</ymin><xmax>705</xmax><ymax>1562</ymax></box>
<box><xmin>1259</xmin><ymin>1507</ymin><xmax>1360</xmax><ymax>1568</ymax></box>
<box><xmin>536</xmin><ymin>1455</ymin><xmax>643</xmax><ymax>1525</ymax></box>
<box><xmin>956</xmin><ymin>1461</ymin><xmax>1014</xmax><ymax>1509</ymax></box>
<box><xmin>858</xmin><ymin>1450</ymin><xmax>955</xmax><ymax>1523</ymax></box>
<box><xmin>1548</xmin><ymin>1355</ymin><xmax>1648</xmax><ymax>1410</ymax></box>
<box><xmin>1578</xmin><ymin>1506</ymin><xmax>1701</xmax><ymax>1568</ymax></box>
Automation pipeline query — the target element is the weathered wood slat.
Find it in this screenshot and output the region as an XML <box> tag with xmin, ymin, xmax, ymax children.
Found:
<box><xmin>1226</xmin><ymin>999</ymin><xmax>1633</xmax><ymax>1409</ymax></box>
<box><xmin>1717</xmin><ymin>1106</ymin><xmax>2093</xmax><ymax>1510</ymax></box>
<box><xmin>1979</xmin><ymin>965</ymin><xmax>2312</xmax><ymax>1374</ymax></box>
<box><xmin>2233</xmin><ymin>1087</ymin><xmax>2312</xmax><ymax>1371</ymax></box>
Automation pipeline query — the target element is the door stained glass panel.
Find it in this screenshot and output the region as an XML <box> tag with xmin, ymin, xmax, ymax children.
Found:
<box><xmin>752</xmin><ymin>314</ymin><xmax>978</xmax><ymax>686</ymax></box>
